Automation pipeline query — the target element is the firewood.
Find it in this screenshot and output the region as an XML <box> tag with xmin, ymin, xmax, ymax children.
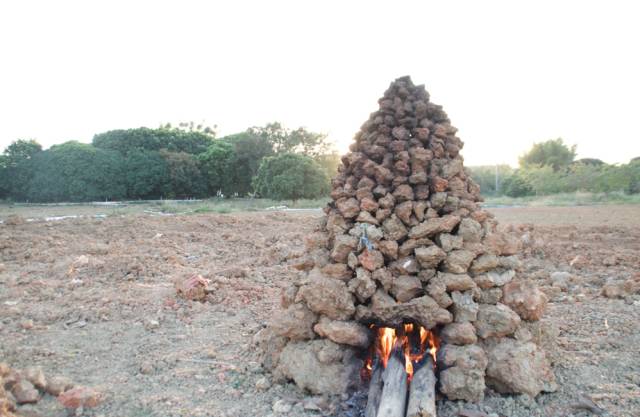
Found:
<box><xmin>376</xmin><ymin>351</ymin><xmax>407</xmax><ymax>417</ymax></box>
<box><xmin>406</xmin><ymin>356</ymin><xmax>436</xmax><ymax>417</ymax></box>
<box><xmin>365</xmin><ymin>360</ymin><xmax>384</xmax><ymax>417</ymax></box>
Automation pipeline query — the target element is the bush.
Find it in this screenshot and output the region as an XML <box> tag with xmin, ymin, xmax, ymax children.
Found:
<box><xmin>252</xmin><ymin>153</ymin><xmax>329</xmax><ymax>201</ymax></box>
<box><xmin>502</xmin><ymin>172</ymin><xmax>534</xmax><ymax>197</ymax></box>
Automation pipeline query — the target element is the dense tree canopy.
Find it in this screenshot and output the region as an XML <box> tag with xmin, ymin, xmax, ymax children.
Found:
<box><xmin>198</xmin><ymin>140</ymin><xmax>236</xmax><ymax>196</ymax></box>
<box><xmin>573</xmin><ymin>158</ymin><xmax>604</xmax><ymax>166</ymax></box>
<box><xmin>27</xmin><ymin>141</ymin><xmax>126</xmax><ymax>202</ymax></box>
<box><xmin>123</xmin><ymin>150</ymin><xmax>169</xmax><ymax>199</ymax></box>
<box><xmin>247</xmin><ymin>122</ymin><xmax>332</xmax><ymax>157</ymax></box>
<box><xmin>93</xmin><ymin>127</ymin><xmax>214</xmax><ymax>155</ymax></box>
<box><xmin>0</xmin><ymin>139</ymin><xmax>43</xmax><ymax>199</ymax></box>
<box><xmin>518</xmin><ymin>138</ymin><xmax>576</xmax><ymax>171</ymax></box>
<box><xmin>224</xmin><ymin>132</ymin><xmax>274</xmax><ymax>195</ymax></box>
<box><xmin>252</xmin><ymin>153</ymin><xmax>329</xmax><ymax>200</ymax></box>
<box><xmin>158</xmin><ymin>150</ymin><xmax>206</xmax><ymax>199</ymax></box>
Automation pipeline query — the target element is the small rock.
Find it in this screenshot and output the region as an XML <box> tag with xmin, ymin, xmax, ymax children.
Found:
<box><xmin>58</xmin><ymin>386</ymin><xmax>102</xmax><ymax>409</ymax></box>
<box><xmin>457</xmin><ymin>218</ymin><xmax>483</xmax><ymax>243</ymax></box>
<box><xmin>2</xmin><ymin>389</ymin><xmax>16</xmax><ymax>411</ymax></box>
<box><xmin>20</xmin><ymin>319</ymin><xmax>34</xmax><ymax>330</ymax></box>
<box><xmin>348</xmin><ymin>268</ymin><xmax>377</xmax><ymax>303</ymax></box>
<box><xmin>358</xmin><ymin>249</ymin><xmax>384</xmax><ymax>271</ymax></box>
<box><xmin>272</xmin><ymin>399</ymin><xmax>293</xmax><ymax>414</ymax></box>
<box><xmin>569</xmin><ymin>255</ymin><xmax>588</xmax><ymax>269</ymax></box>
<box><xmin>139</xmin><ymin>362</ymin><xmax>155</xmax><ymax>375</ymax></box>
<box><xmin>11</xmin><ymin>380</ymin><xmax>39</xmax><ymax>404</ymax></box>
<box><xmin>475</xmin><ymin>303</ymin><xmax>521</xmax><ymax>339</ymax></box>
<box><xmin>4</xmin><ymin>215</ymin><xmax>26</xmax><ymax>225</ymax></box>
<box><xmin>550</xmin><ymin>271</ymin><xmax>571</xmax><ymax>290</ymax></box>
<box><xmin>45</xmin><ymin>376</ymin><xmax>74</xmax><ymax>396</ymax></box>
<box><xmin>452</xmin><ymin>291</ymin><xmax>479</xmax><ymax>322</ymax></box>
<box><xmin>382</xmin><ymin>216</ymin><xmax>409</xmax><ymax>241</ymax></box>
<box><xmin>441</xmin><ymin>322</ymin><xmax>477</xmax><ymax>345</ymax></box>
<box><xmin>330</xmin><ymin>235</ymin><xmax>358</xmax><ymax>263</ymax></box>
<box><xmin>297</xmin><ymin>274</ymin><xmax>356</xmax><ymax>321</ymax></box>
<box><xmin>502</xmin><ymin>280</ymin><xmax>548</xmax><ymax>321</ymax></box>
<box><xmin>390</xmin><ymin>275</ymin><xmax>423</xmax><ymax>302</ymax></box>
<box><xmin>0</xmin><ymin>362</ymin><xmax>10</xmax><ymax>377</ymax></box>
<box><xmin>470</xmin><ymin>254</ymin><xmax>500</xmax><ymax>274</ymax></box>
<box><xmin>436</xmin><ymin>233</ymin><xmax>463</xmax><ymax>252</ymax></box>
<box><xmin>144</xmin><ymin>319</ymin><xmax>160</xmax><ymax>330</ymax></box>
<box><xmin>269</xmin><ymin>303</ymin><xmax>317</xmax><ymax>340</ymax></box>
<box><xmin>336</xmin><ymin>198</ymin><xmax>360</xmax><ymax>219</ymax></box>
<box><xmin>415</xmin><ymin>246</ymin><xmax>446</xmax><ymax>269</ymax></box>
<box><xmin>255</xmin><ymin>376</ymin><xmax>271</xmax><ymax>391</ymax></box>
<box><xmin>442</xmin><ymin>250</ymin><xmax>475</xmax><ymax>274</ymax></box>
<box><xmin>485</xmin><ymin>338</ymin><xmax>557</xmax><ymax>397</ymax></box>
<box><xmin>175</xmin><ymin>274</ymin><xmax>210</xmax><ymax>302</ymax></box>
<box><xmin>72</xmin><ymin>255</ymin><xmax>90</xmax><ymax>268</ymax></box>
<box><xmin>23</xmin><ymin>367</ymin><xmax>47</xmax><ymax>391</ymax></box>
<box><xmin>313</xmin><ymin>317</ymin><xmax>371</xmax><ymax>348</ymax></box>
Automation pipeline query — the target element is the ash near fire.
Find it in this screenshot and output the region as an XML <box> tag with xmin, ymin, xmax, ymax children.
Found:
<box><xmin>256</xmin><ymin>76</ymin><xmax>556</xmax><ymax>409</ymax></box>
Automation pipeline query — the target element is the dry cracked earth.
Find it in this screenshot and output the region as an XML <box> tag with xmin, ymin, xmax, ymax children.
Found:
<box><xmin>1</xmin><ymin>205</ymin><xmax>639</xmax><ymax>417</ymax></box>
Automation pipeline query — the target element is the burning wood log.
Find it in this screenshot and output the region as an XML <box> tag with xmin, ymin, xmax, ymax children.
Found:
<box><xmin>364</xmin><ymin>359</ymin><xmax>383</xmax><ymax>417</ymax></box>
<box><xmin>376</xmin><ymin>350</ymin><xmax>407</xmax><ymax>417</ymax></box>
<box><xmin>406</xmin><ymin>356</ymin><xmax>436</xmax><ymax>417</ymax></box>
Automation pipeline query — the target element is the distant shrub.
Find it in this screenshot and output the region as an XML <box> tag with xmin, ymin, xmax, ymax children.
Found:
<box><xmin>253</xmin><ymin>153</ymin><xmax>329</xmax><ymax>201</ymax></box>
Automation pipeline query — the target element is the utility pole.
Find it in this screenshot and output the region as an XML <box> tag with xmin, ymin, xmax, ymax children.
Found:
<box><xmin>495</xmin><ymin>164</ymin><xmax>499</xmax><ymax>194</ymax></box>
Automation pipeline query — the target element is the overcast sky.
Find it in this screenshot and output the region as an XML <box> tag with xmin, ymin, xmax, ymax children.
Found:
<box><xmin>1</xmin><ymin>0</ymin><xmax>638</xmax><ymax>166</ymax></box>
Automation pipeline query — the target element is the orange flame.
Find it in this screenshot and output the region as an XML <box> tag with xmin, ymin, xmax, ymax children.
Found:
<box><xmin>377</xmin><ymin>327</ymin><xmax>396</xmax><ymax>368</ymax></box>
<box><xmin>371</xmin><ymin>323</ymin><xmax>439</xmax><ymax>380</ymax></box>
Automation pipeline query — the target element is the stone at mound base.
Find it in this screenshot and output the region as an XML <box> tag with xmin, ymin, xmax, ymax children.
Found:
<box><xmin>485</xmin><ymin>338</ymin><xmax>557</xmax><ymax>397</ymax></box>
<box><xmin>438</xmin><ymin>344</ymin><xmax>488</xmax><ymax>402</ymax></box>
<box><xmin>274</xmin><ymin>339</ymin><xmax>363</xmax><ymax>395</ymax></box>
<box><xmin>502</xmin><ymin>279</ymin><xmax>548</xmax><ymax>321</ymax></box>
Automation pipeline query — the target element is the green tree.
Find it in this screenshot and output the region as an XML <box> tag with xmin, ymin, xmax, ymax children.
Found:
<box><xmin>520</xmin><ymin>165</ymin><xmax>567</xmax><ymax>195</ymax></box>
<box><xmin>27</xmin><ymin>141</ymin><xmax>126</xmax><ymax>202</ymax></box>
<box><xmin>0</xmin><ymin>154</ymin><xmax>8</xmax><ymax>198</ymax></box>
<box><xmin>173</xmin><ymin>121</ymin><xmax>217</xmax><ymax>137</ymax></box>
<box><xmin>248</xmin><ymin>122</ymin><xmax>332</xmax><ymax>157</ymax></box>
<box><xmin>573</xmin><ymin>158</ymin><xmax>604</xmax><ymax>166</ymax></box>
<box><xmin>224</xmin><ymin>132</ymin><xmax>274</xmax><ymax>195</ymax></box>
<box><xmin>93</xmin><ymin>127</ymin><xmax>214</xmax><ymax>155</ymax></box>
<box><xmin>252</xmin><ymin>153</ymin><xmax>329</xmax><ymax>201</ymax></box>
<box><xmin>502</xmin><ymin>172</ymin><xmax>534</xmax><ymax>197</ymax></box>
<box><xmin>0</xmin><ymin>139</ymin><xmax>43</xmax><ymax>200</ymax></box>
<box><xmin>158</xmin><ymin>150</ymin><xmax>206</xmax><ymax>198</ymax></box>
<box><xmin>626</xmin><ymin>159</ymin><xmax>640</xmax><ymax>194</ymax></box>
<box><xmin>467</xmin><ymin>165</ymin><xmax>514</xmax><ymax>196</ymax></box>
<box><xmin>519</xmin><ymin>138</ymin><xmax>576</xmax><ymax>171</ymax></box>
<box><xmin>123</xmin><ymin>150</ymin><xmax>170</xmax><ymax>199</ymax></box>
<box><xmin>198</xmin><ymin>140</ymin><xmax>236</xmax><ymax>196</ymax></box>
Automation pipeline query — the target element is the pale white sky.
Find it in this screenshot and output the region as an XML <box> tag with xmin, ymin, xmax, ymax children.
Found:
<box><xmin>1</xmin><ymin>0</ymin><xmax>639</xmax><ymax>166</ymax></box>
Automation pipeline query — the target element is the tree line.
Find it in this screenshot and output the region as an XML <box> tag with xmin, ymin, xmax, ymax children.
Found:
<box><xmin>468</xmin><ymin>138</ymin><xmax>640</xmax><ymax>197</ymax></box>
<box><xmin>0</xmin><ymin>123</ymin><xmax>337</xmax><ymax>202</ymax></box>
